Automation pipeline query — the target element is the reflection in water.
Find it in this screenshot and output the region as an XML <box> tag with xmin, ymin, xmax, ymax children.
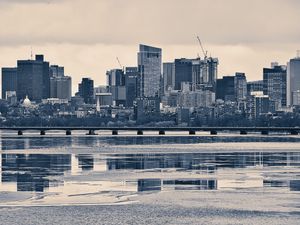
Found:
<box><xmin>137</xmin><ymin>179</ymin><xmax>217</xmax><ymax>192</ymax></box>
<box><xmin>1</xmin><ymin>154</ymin><xmax>71</xmax><ymax>192</ymax></box>
<box><xmin>3</xmin><ymin>135</ymin><xmax>300</xmax><ymax>150</ymax></box>
<box><xmin>1</xmin><ymin>151</ymin><xmax>300</xmax><ymax>195</ymax></box>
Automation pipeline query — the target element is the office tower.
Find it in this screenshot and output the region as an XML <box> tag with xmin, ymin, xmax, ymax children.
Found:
<box><xmin>234</xmin><ymin>72</ymin><xmax>247</xmax><ymax>103</ymax></box>
<box><xmin>247</xmin><ymin>80</ymin><xmax>264</xmax><ymax>96</ymax></box>
<box><xmin>125</xmin><ymin>67</ymin><xmax>138</xmax><ymax>107</ymax></box>
<box><xmin>106</xmin><ymin>69</ymin><xmax>125</xmax><ymax>86</ymax></box>
<box><xmin>163</xmin><ymin>62</ymin><xmax>175</xmax><ymax>93</ymax></box>
<box><xmin>216</xmin><ymin>76</ymin><xmax>235</xmax><ymax>101</ymax></box>
<box><xmin>138</xmin><ymin>44</ymin><xmax>162</xmax><ymax>97</ymax></box>
<box><xmin>106</xmin><ymin>69</ymin><xmax>126</xmax><ymax>106</ymax></box>
<box><xmin>174</xmin><ymin>59</ymin><xmax>193</xmax><ymax>90</ymax></box>
<box><xmin>287</xmin><ymin>56</ymin><xmax>300</xmax><ymax>106</ymax></box>
<box><xmin>1</xmin><ymin>67</ymin><xmax>17</xmax><ymax>99</ymax></box>
<box><xmin>206</xmin><ymin>57</ymin><xmax>219</xmax><ymax>92</ymax></box>
<box><xmin>174</xmin><ymin>57</ymin><xmax>218</xmax><ymax>92</ymax></box>
<box><xmin>78</xmin><ymin>78</ymin><xmax>94</xmax><ymax>104</ymax></box>
<box><xmin>17</xmin><ymin>55</ymin><xmax>50</xmax><ymax>102</ymax></box>
<box><xmin>50</xmin><ymin>65</ymin><xmax>64</xmax><ymax>77</ymax></box>
<box><xmin>50</xmin><ymin>76</ymin><xmax>72</xmax><ymax>101</ymax></box>
<box><xmin>263</xmin><ymin>64</ymin><xmax>287</xmax><ymax>109</ymax></box>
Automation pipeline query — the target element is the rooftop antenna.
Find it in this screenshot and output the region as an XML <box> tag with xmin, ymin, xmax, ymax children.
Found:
<box><xmin>30</xmin><ymin>46</ymin><xmax>33</xmax><ymax>60</ymax></box>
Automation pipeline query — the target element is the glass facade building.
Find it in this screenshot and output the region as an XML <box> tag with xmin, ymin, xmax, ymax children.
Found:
<box><xmin>138</xmin><ymin>44</ymin><xmax>162</xmax><ymax>98</ymax></box>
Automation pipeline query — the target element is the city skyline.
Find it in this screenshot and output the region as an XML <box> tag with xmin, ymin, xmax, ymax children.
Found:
<box><xmin>0</xmin><ymin>0</ymin><xmax>299</xmax><ymax>94</ymax></box>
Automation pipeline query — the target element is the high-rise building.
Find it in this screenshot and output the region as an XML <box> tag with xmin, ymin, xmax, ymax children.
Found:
<box><xmin>49</xmin><ymin>64</ymin><xmax>72</xmax><ymax>101</ymax></box>
<box><xmin>50</xmin><ymin>65</ymin><xmax>64</xmax><ymax>77</ymax></box>
<box><xmin>234</xmin><ymin>72</ymin><xmax>247</xmax><ymax>103</ymax></box>
<box><xmin>216</xmin><ymin>76</ymin><xmax>235</xmax><ymax>101</ymax></box>
<box><xmin>163</xmin><ymin>62</ymin><xmax>174</xmax><ymax>93</ymax></box>
<box><xmin>1</xmin><ymin>67</ymin><xmax>17</xmax><ymax>99</ymax></box>
<box><xmin>78</xmin><ymin>78</ymin><xmax>94</xmax><ymax>104</ymax></box>
<box><xmin>263</xmin><ymin>64</ymin><xmax>287</xmax><ymax>109</ymax></box>
<box><xmin>247</xmin><ymin>80</ymin><xmax>264</xmax><ymax>96</ymax></box>
<box><xmin>138</xmin><ymin>44</ymin><xmax>162</xmax><ymax>97</ymax></box>
<box><xmin>174</xmin><ymin>59</ymin><xmax>193</xmax><ymax>90</ymax></box>
<box><xmin>50</xmin><ymin>76</ymin><xmax>72</xmax><ymax>101</ymax></box>
<box><xmin>125</xmin><ymin>67</ymin><xmax>138</xmax><ymax>107</ymax></box>
<box><xmin>287</xmin><ymin>56</ymin><xmax>300</xmax><ymax>106</ymax></box>
<box><xmin>17</xmin><ymin>55</ymin><xmax>50</xmax><ymax>102</ymax></box>
<box><xmin>174</xmin><ymin>57</ymin><xmax>218</xmax><ymax>92</ymax></box>
<box><xmin>106</xmin><ymin>69</ymin><xmax>125</xmax><ymax>87</ymax></box>
<box><xmin>106</xmin><ymin>69</ymin><xmax>126</xmax><ymax>106</ymax></box>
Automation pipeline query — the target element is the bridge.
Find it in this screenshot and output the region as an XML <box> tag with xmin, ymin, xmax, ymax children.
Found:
<box><xmin>0</xmin><ymin>126</ymin><xmax>300</xmax><ymax>136</ymax></box>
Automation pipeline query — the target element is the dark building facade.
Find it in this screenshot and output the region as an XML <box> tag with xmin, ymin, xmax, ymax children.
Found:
<box><xmin>216</xmin><ymin>76</ymin><xmax>235</xmax><ymax>101</ymax></box>
<box><xmin>17</xmin><ymin>55</ymin><xmax>50</xmax><ymax>102</ymax></box>
<box><xmin>125</xmin><ymin>67</ymin><xmax>138</xmax><ymax>107</ymax></box>
<box><xmin>106</xmin><ymin>69</ymin><xmax>126</xmax><ymax>106</ymax></box>
<box><xmin>78</xmin><ymin>78</ymin><xmax>94</xmax><ymax>104</ymax></box>
<box><xmin>247</xmin><ymin>80</ymin><xmax>264</xmax><ymax>96</ymax></box>
<box><xmin>1</xmin><ymin>67</ymin><xmax>17</xmax><ymax>99</ymax></box>
<box><xmin>263</xmin><ymin>65</ymin><xmax>287</xmax><ymax>109</ymax></box>
<box><xmin>174</xmin><ymin>59</ymin><xmax>193</xmax><ymax>90</ymax></box>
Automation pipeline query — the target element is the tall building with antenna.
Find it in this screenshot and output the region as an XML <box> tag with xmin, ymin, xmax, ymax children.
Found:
<box><xmin>17</xmin><ymin>54</ymin><xmax>50</xmax><ymax>102</ymax></box>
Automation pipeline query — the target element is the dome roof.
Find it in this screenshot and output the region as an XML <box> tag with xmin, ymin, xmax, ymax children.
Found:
<box><xmin>23</xmin><ymin>95</ymin><xmax>31</xmax><ymax>107</ymax></box>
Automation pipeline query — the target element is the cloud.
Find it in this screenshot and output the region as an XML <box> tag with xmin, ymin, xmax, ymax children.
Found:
<box><xmin>0</xmin><ymin>0</ymin><xmax>63</xmax><ymax>4</ymax></box>
<box><xmin>0</xmin><ymin>0</ymin><xmax>299</xmax><ymax>46</ymax></box>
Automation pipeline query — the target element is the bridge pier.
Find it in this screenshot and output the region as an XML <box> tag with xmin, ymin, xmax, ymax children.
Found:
<box><xmin>159</xmin><ymin>130</ymin><xmax>165</xmax><ymax>135</ymax></box>
<box><xmin>87</xmin><ymin>130</ymin><xmax>96</xmax><ymax>135</ymax></box>
<box><xmin>240</xmin><ymin>130</ymin><xmax>247</xmax><ymax>135</ymax></box>
<box><xmin>290</xmin><ymin>130</ymin><xmax>298</xmax><ymax>135</ymax></box>
<box><xmin>261</xmin><ymin>130</ymin><xmax>269</xmax><ymax>135</ymax></box>
<box><xmin>210</xmin><ymin>130</ymin><xmax>217</xmax><ymax>135</ymax></box>
<box><xmin>18</xmin><ymin>130</ymin><xmax>23</xmax><ymax>135</ymax></box>
<box><xmin>66</xmin><ymin>130</ymin><xmax>72</xmax><ymax>135</ymax></box>
<box><xmin>189</xmin><ymin>130</ymin><xmax>196</xmax><ymax>135</ymax></box>
<box><xmin>137</xmin><ymin>130</ymin><xmax>143</xmax><ymax>135</ymax></box>
<box><xmin>40</xmin><ymin>130</ymin><xmax>46</xmax><ymax>135</ymax></box>
<box><xmin>112</xmin><ymin>130</ymin><xmax>118</xmax><ymax>135</ymax></box>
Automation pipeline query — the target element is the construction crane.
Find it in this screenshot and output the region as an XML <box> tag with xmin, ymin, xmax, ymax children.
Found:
<box><xmin>197</xmin><ymin>36</ymin><xmax>208</xmax><ymax>59</ymax></box>
<box><xmin>116</xmin><ymin>57</ymin><xmax>123</xmax><ymax>70</ymax></box>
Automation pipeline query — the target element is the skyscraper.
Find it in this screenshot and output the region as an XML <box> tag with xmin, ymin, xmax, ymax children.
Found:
<box><xmin>1</xmin><ymin>67</ymin><xmax>17</xmax><ymax>99</ymax></box>
<box><xmin>287</xmin><ymin>57</ymin><xmax>300</xmax><ymax>106</ymax></box>
<box><xmin>49</xmin><ymin>64</ymin><xmax>72</xmax><ymax>101</ymax></box>
<box><xmin>174</xmin><ymin>59</ymin><xmax>193</xmax><ymax>91</ymax></box>
<box><xmin>17</xmin><ymin>55</ymin><xmax>50</xmax><ymax>102</ymax></box>
<box><xmin>78</xmin><ymin>78</ymin><xmax>94</xmax><ymax>104</ymax></box>
<box><xmin>50</xmin><ymin>76</ymin><xmax>72</xmax><ymax>101</ymax></box>
<box><xmin>50</xmin><ymin>65</ymin><xmax>64</xmax><ymax>77</ymax></box>
<box><xmin>106</xmin><ymin>69</ymin><xmax>126</xmax><ymax>106</ymax></box>
<box><xmin>216</xmin><ymin>76</ymin><xmax>235</xmax><ymax>101</ymax></box>
<box><xmin>163</xmin><ymin>62</ymin><xmax>174</xmax><ymax>93</ymax></box>
<box><xmin>137</xmin><ymin>44</ymin><xmax>162</xmax><ymax>97</ymax></box>
<box><xmin>263</xmin><ymin>64</ymin><xmax>286</xmax><ymax>109</ymax></box>
<box><xmin>125</xmin><ymin>67</ymin><xmax>138</xmax><ymax>107</ymax></box>
<box><xmin>234</xmin><ymin>72</ymin><xmax>247</xmax><ymax>103</ymax></box>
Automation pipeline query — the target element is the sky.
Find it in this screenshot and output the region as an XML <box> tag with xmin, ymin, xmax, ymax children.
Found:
<box><xmin>0</xmin><ymin>0</ymin><xmax>299</xmax><ymax>93</ymax></box>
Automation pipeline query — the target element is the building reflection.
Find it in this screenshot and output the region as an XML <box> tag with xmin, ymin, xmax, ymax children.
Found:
<box><xmin>107</xmin><ymin>152</ymin><xmax>300</xmax><ymax>171</ymax></box>
<box><xmin>1</xmin><ymin>151</ymin><xmax>300</xmax><ymax>194</ymax></box>
<box><xmin>137</xmin><ymin>179</ymin><xmax>217</xmax><ymax>192</ymax></box>
<box><xmin>1</xmin><ymin>154</ymin><xmax>71</xmax><ymax>192</ymax></box>
<box><xmin>77</xmin><ymin>154</ymin><xmax>94</xmax><ymax>171</ymax></box>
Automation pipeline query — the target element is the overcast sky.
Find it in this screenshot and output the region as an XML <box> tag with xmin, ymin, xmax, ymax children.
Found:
<box><xmin>0</xmin><ymin>0</ymin><xmax>299</xmax><ymax>93</ymax></box>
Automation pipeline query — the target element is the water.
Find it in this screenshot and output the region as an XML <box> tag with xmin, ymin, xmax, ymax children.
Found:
<box><xmin>1</xmin><ymin>133</ymin><xmax>300</xmax><ymax>224</ymax></box>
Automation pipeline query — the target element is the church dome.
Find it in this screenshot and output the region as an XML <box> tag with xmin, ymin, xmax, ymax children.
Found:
<box><xmin>23</xmin><ymin>95</ymin><xmax>31</xmax><ymax>107</ymax></box>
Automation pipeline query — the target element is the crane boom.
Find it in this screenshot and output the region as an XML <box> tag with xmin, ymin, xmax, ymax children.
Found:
<box><xmin>116</xmin><ymin>57</ymin><xmax>122</xmax><ymax>69</ymax></box>
<box><xmin>197</xmin><ymin>36</ymin><xmax>207</xmax><ymax>59</ymax></box>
